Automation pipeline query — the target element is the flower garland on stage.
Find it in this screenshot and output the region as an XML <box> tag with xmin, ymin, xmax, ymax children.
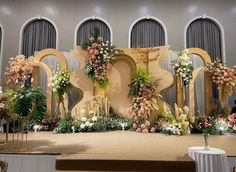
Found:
<box><xmin>172</xmin><ymin>49</ymin><xmax>193</xmax><ymax>86</ymax></box>
<box><xmin>205</xmin><ymin>58</ymin><xmax>236</xmax><ymax>104</ymax></box>
<box><xmin>82</xmin><ymin>27</ymin><xmax>121</xmax><ymax>89</ymax></box>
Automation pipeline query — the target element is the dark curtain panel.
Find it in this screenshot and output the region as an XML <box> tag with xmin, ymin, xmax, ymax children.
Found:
<box><xmin>186</xmin><ymin>18</ymin><xmax>222</xmax><ymax>61</ymax></box>
<box><xmin>22</xmin><ymin>19</ymin><xmax>57</xmax><ymax>57</ymax></box>
<box><xmin>131</xmin><ymin>19</ymin><xmax>165</xmax><ymax>48</ymax></box>
<box><xmin>186</xmin><ymin>18</ymin><xmax>222</xmax><ymax>99</ymax></box>
<box><xmin>76</xmin><ymin>19</ymin><xmax>111</xmax><ymax>45</ymax></box>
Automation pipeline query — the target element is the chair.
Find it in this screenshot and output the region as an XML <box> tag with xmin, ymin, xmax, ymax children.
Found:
<box><xmin>0</xmin><ymin>161</ymin><xmax>8</xmax><ymax>172</ymax></box>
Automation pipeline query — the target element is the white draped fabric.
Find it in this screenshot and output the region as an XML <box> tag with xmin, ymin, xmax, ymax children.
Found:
<box><xmin>188</xmin><ymin>147</ymin><xmax>229</xmax><ymax>172</ymax></box>
<box><xmin>189</xmin><ymin>54</ymin><xmax>205</xmax><ymax>114</ymax></box>
<box><xmin>0</xmin><ymin>154</ymin><xmax>58</xmax><ymax>172</ymax></box>
<box><xmin>159</xmin><ymin>51</ymin><xmax>177</xmax><ymax>107</ymax></box>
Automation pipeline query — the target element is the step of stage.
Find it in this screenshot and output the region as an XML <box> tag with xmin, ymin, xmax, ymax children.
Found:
<box><xmin>55</xmin><ymin>153</ymin><xmax>196</xmax><ymax>172</ymax></box>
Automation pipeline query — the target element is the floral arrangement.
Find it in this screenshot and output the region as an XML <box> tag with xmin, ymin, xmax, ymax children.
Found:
<box><xmin>228</xmin><ymin>113</ymin><xmax>236</xmax><ymax>132</ymax></box>
<box><xmin>158</xmin><ymin>120</ymin><xmax>188</xmax><ymax>135</ymax></box>
<box><xmin>214</xmin><ymin>115</ymin><xmax>229</xmax><ymax>134</ymax></box>
<box><xmin>195</xmin><ymin>115</ymin><xmax>214</xmax><ymax>134</ymax></box>
<box><xmin>82</xmin><ymin>27</ymin><xmax>121</xmax><ymax>89</ymax></box>
<box><xmin>205</xmin><ymin>58</ymin><xmax>236</xmax><ymax>104</ymax></box>
<box><xmin>172</xmin><ymin>49</ymin><xmax>193</xmax><ymax>86</ymax></box>
<box><xmin>54</xmin><ymin>114</ymin><xmax>132</xmax><ymax>133</ymax></box>
<box><xmin>5</xmin><ymin>55</ymin><xmax>33</xmax><ymax>87</ymax></box>
<box><xmin>128</xmin><ymin>68</ymin><xmax>160</xmax><ymax>133</ymax></box>
<box><xmin>49</xmin><ymin>69</ymin><xmax>71</xmax><ymax>112</ymax></box>
<box><xmin>156</xmin><ymin>104</ymin><xmax>193</xmax><ymax>135</ymax></box>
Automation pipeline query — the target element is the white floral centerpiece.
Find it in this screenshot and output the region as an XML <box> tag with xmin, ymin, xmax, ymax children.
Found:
<box><xmin>172</xmin><ymin>49</ymin><xmax>193</xmax><ymax>86</ymax></box>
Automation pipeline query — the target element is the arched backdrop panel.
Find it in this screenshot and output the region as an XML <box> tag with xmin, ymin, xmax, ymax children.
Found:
<box><xmin>76</xmin><ymin>19</ymin><xmax>111</xmax><ymax>45</ymax></box>
<box><xmin>130</xmin><ymin>19</ymin><xmax>165</xmax><ymax>48</ymax></box>
<box><xmin>22</xmin><ymin>19</ymin><xmax>56</xmax><ymax>57</ymax></box>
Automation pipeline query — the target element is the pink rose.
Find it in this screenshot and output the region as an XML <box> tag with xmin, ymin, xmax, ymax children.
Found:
<box><xmin>142</xmin><ymin>128</ymin><xmax>148</xmax><ymax>134</ymax></box>
<box><xmin>150</xmin><ymin>127</ymin><xmax>156</xmax><ymax>133</ymax></box>
<box><xmin>132</xmin><ymin>123</ymin><xmax>137</xmax><ymax>129</ymax></box>
<box><xmin>92</xmin><ymin>43</ymin><xmax>97</xmax><ymax>48</ymax></box>
<box><xmin>98</xmin><ymin>36</ymin><xmax>103</xmax><ymax>42</ymax></box>
<box><xmin>228</xmin><ymin>114</ymin><xmax>236</xmax><ymax>123</ymax></box>
<box><xmin>141</xmin><ymin>124</ymin><xmax>146</xmax><ymax>130</ymax></box>
<box><xmin>133</xmin><ymin>116</ymin><xmax>138</xmax><ymax>122</ymax></box>
<box><xmin>136</xmin><ymin>128</ymin><xmax>141</xmax><ymax>132</ymax></box>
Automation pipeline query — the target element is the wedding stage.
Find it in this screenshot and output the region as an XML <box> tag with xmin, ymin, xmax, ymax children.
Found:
<box><xmin>0</xmin><ymin>132</ymin><xmax>236</xmax><ymax>171</ymax></box>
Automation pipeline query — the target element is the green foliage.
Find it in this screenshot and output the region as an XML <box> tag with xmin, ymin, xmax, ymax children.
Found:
<box><xmin>54</xmin><ymin>117</ymin><xmax>72</xmax><ymax>133</ymax></box>
<box><xmin>55</xmin><ymin>114</ymin><xmax>132</xmax><ymax>133</ymax></box>
<box><xmin>128</xmin><ymin>68</ymin><xmax>153</xmax><ymax>97</ymax></box>
<box><xmin>5</xmin><ymin>87</ymin><xmax>47</xmax><ymax>124</ymax></box>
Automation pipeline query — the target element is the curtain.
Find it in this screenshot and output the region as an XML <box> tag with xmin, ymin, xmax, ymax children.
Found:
<box><xmin>159</xmin><ymin>51</ymin><xmax>177</xmax><ymax>108</ymax></box>
<box><xmin>131</xmin><ymin>19</ymin><xmax>165</xmax><ymax>48</ymax></box>
<box><xmin>22</xmin><ymin>19</ymin><xmax>56</xmax><ymax>57</ymax></box>
<box><xmin>190</xmin><ymin>55</ymin><xmax>205</xmax><ymax>114</ymax></box>
<box><xmin>76</xmin><ymin>19</ymin><xmax>111</xmax><ymax>45</ymax></box>
<box><xmin>186</xmin><ymin>18</ymin><xmax>222</xmax><ymax>108</ymax></box>
<box><xmin>186</xmin><ymin>18</ymin><xmax>222</xmax><ymax>62</ymax></box>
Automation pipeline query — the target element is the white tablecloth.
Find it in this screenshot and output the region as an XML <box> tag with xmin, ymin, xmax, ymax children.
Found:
<box><xmin>188</xmin><ymin>147</ymin><xmax>229</xmax><ymax>172</ymax></box>
<box><xmin>0</xmin><ymin>154</ymin><xmax>58</xmax><ymax>172</ymax></box>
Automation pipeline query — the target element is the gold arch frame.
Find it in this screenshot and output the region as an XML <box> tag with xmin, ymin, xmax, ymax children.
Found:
<box><xmin>176</xmin><ymin>48</ymin><xmax>212</xmax><ymax>114</ymax></box>
<box><xmin>32</xmin><ymin>48</ymin><xmax>69</xmax><ymax>114</ymax></box>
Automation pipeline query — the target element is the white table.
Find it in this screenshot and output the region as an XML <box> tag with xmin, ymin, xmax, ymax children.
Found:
<box><xmin>188</xmin><ymin>146</ymin><xmax>229</xmax><ymax>172</ymax></box>
<box><xmin>0</xmin><ymin>154</ymin><xmax>58</xmax><ymax>172</ymax></box>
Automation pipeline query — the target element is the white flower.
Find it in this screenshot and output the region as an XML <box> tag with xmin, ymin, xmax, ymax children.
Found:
<box><xmin>80</xmin><ymin>124</ymin><xmax>85</xmax><ymax>129</ymax></box>
<box><xmin>89</xmin><ymin>123</ymin><xmax>94</xmax><ymax>127</ymax></box>
<box><xmin>52</xmin><ymin>88</ymin><xmax>57</xmax><ymax>92</ymax></box>
<box><xmin>92</xmin><ymin>116</ymin><xmax>97</xmax><ymax>122</ymax></box>
<box><xmin>85</xmin><ymin>121</ymin><xmax>90</xmax><ymax>126</ymax></box>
